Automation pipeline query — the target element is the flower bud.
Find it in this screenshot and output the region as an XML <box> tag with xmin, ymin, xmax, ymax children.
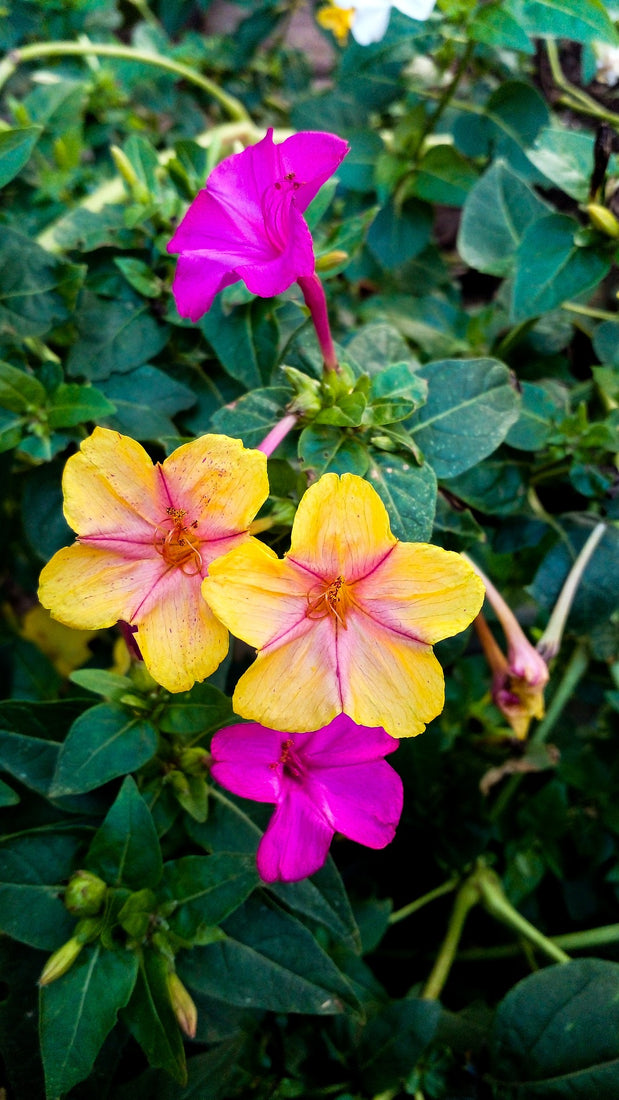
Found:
<box><xmin>166</xmin><ymin>971</ymin><xmax>198</xmax><ymax>1039</ymax></box>
<box><xmin>39</xmin><ymin>937</ymin><xmax>84</xmax><ymax>986</ymax></box>
<box><xmin>64</xmin><ymin>870</ymin><xmax>107</xmax><ymax>917</ymax></box>
<box><xmin>315</xmin><ymin>249</ymin><xmax>349</xmax><ymax>272</ymax></box>
<box><xmin>110</xmin><ymin>145</ymin><xmax>151</xmax><ymax>204</ymax></box>
<box><xmin>586</xmin><ymin>203</ymin><xmax>619</xmax><ymax>238</ymax></box>
<box><xmin>178</xmin><ymin>746</ymin><xmax>210</xmax><ymax>776</ymax></box>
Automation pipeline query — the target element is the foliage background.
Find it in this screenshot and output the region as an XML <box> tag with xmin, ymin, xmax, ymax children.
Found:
<box><xmin>0</xmin><ymin>0</ymin><xmax>619</xmax><ymax>1097</ymax></box>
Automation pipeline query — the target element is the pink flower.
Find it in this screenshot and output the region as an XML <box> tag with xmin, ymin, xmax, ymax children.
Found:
<box><xmin>167</xmin><ymin>128</ymin><xmax>349</xmax><ymax>322</ymax></box>
<box><xmin>210</xmin><ymin>714</ymin><xmax>403</xmax><ymax>883</ymax></box>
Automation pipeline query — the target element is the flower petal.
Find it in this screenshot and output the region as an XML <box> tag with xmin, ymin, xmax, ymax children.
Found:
<box><xmin>287</xmin><ymin>473</ymin><xmax>396</xmax><ymax>582</ymax></box>
<box><xmin>237</xmin><ymin>205</ymin><xmax>315</xmax><ymax>298</ymax></box>
<box><xmin>161</xmin><ymin>434</ymin><xmax>269</xmax><ymax>548</ymax></box>
<box><xmin>396</xmin><ymin>0</ymin><xmax>437</xmax><ymax>20</ymax></box>
<box><xmin>301</xmin><ymin>714</ymin><xmax>399</xmax><ymax>766</ymax></box>
<box><xmin>134</xmin><ymin>568</ymin><xmax>229</xmax><ymax>693</ymax></box>
<box><xmin>257</xmin><ymin>790</ymin><xmax>333</xmax><ymax>882</ymax></box>
<box><xmin>356</xmin><ymin>542</ymin><xmax>485</xmax><ymax>645</ymax></box>
<box><xmin>337</xmin><ymin>609</ymin><xmax>445</xmax><ymax>737</ymax></box>
<box><xmin>210</xmin><ymin>723</ymin><xmax>285</xmax><ymax>803</ymax></box>
<box><xmin>170</xmin><ymin>253</ymin><xmax>240</xmax><ymax>321</ymax></box>
<box><xmin>62</xmin><ymin>427</ymin><xmax>164</xmax><ymax>535</ymax></box>
<box><xmin>202</xmin><ymin>540</ymin><xmax>309</xmax><ymax>649</ymax></box>
<box><xmin>350</xmin><ymin>4</ymin><xmax>391</xmax><ymax>44</ymax></box>
<box><xmin>38</xmin><ymin>543</ymin><xmax>164</xmax><ymax>629</ymax></box>
<box><xmin>232</xmin><ymin>616</ymin><xmax>342</xmax><ymax>732</ymax></box>
<box><xmin>308</xmin><ymin>759</ymin><xmax>403</xmax><ymax>848</ymax></box>
<box><xmin>277</xmin><ymin>131</ymin><xmax>349</xmax><ymax>212</ymax></box>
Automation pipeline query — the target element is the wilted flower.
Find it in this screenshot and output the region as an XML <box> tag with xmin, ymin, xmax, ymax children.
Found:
<box><xmin>317</xmin><ymin>0</ymin><xmax>437</xmax><ymax>46</ymax></box>
<box><xmin>38</xmin><ymin>427</ymin><xmax>268</xmax><ymax>693</ymax></box>
<box><xmin>210</xmin><ymin>715</ymin><xmax>403</xmax><ymax>882</ymax></box>
<box><xmin>203</xmin><ymin>473</ymin><xmax>484</xmax><ymax>738</ymax></box>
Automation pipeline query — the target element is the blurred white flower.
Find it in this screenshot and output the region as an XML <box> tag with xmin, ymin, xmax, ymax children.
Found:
<box><xmin>318</xmin><ymin>0</ymin><xmax>437</xmax><ymax>47</ymax></box>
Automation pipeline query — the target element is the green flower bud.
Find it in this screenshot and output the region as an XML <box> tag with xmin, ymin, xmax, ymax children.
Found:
<box><xmin>178</xmin><ymin>746</ymin><xmax>210</xmax><ymax>776</ymax></box>
<box><xmin>64</xmin><ymin>870</ymin><xmax>107</xmax><ymax>917</ymax></box>
<box><xmin>166</xmin><ymin>971</ymin><xmax>198</xmax><ymax>1039</ymax></box>
<box><xmin>39</xmin><ymin>937</ymin><xmax>84</xmax><ymax>986</ymax></box>
<box><xmin>587</xmin><ymin>202</ymin><xmax>619</xmax><ymax>238</ymax></box>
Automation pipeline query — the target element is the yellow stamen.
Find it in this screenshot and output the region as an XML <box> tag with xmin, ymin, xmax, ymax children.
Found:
<box><xmin>316</xmin><ymin>3</ymin><xmax>355</xmax><ymax>45</ymax></box>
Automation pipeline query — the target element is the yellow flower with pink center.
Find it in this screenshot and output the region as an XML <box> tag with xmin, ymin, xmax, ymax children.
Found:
<box><xmin>38</xmin><ymin>427</ymin><xmax>268</xmax><ymax>693</ymax></box>
<box><xmin>203</xmin><ymin>472</ymin><xmax>485</xmax><ymax>738</ymax></box>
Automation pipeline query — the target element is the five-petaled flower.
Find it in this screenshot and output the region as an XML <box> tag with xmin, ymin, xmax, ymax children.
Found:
<box><xmin>210</xmin><ymin>714</ymin><xmax>404</xmax><ymax>882</ymax></box>
<box><xmin>317</xmin><ymin>0</ymin><xmax>437</xmax><ymax>46</ymax></box>
<box><xmin>38</xmin><ymin>427</ymin><xmax>268</xmax><ymax>693</ymax></box>
<box><xmin>167</xmin><ymin>128</ymin><xmax>349</xmax><ymax>322</ymax></box>
<box><xmin>203</xmin><ymin>472</ymin><xmax>485</xmax><ymax>739</ymax></box>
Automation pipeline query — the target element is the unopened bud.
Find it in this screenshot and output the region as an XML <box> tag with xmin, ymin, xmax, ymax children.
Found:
<box><xmin>587</xmin><ymin>203</ymin><xmax>619</xmax><ymax>238</ymax></box>
<box><xmin>166</xmin><ymin>971</ymin><xmax>198</xmax><ymax>1039</ymax></box>
<box><xmin>64</xmin><ymin>870</ymin><xmax>107</xmax><ymax>917</ymax></box>
<box><xmin>110</xmin><ymin>145</ymin><xmax>150</xmax><ymax>203</ymax></box>
<box><xmin>282</xmin><ymin>365</ymin><xmax>322</xmax><ymax>417</ymax></box>
<box><xmin>178</xmin><ymin>747</ymin><xmax>210</xmax><ymax>776</ymax></box>
<box><xmin>39</xmin><ymin>937</ymin><xmax>84</xmax><ymax>986</ymax></box>
<box><xmin>315</xmin><ymin>249</ymin><xmax>349</xmax><ymax>272</ymax></box>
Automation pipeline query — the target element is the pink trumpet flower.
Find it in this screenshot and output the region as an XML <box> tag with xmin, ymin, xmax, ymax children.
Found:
<box><xmin>167</xmin><ymin>128</ymin><xmax>349</xmax><ymax>327</ymax></box>
<box><xmin>210</xmin><ymin>715</ymin><xmax>404</xmax><ymax>882</ymax></box>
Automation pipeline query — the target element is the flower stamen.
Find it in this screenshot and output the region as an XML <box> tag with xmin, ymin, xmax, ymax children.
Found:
<box><xmin>306</xmin><ymin>575</ymin><xmax>349</xmax><ymax>628</ymax></box>
<box><xmin>154</xmin><ymin>513</ymin><xmax>203</xmax><ymax>576</ymax></box>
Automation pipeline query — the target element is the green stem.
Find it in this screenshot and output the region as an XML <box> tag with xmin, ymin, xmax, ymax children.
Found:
<box><xmin>563</xmin><ymin>301</ymin><xmax>619</xmax><ymax>323</ymax></box>
<box><xmin>389</xmin><ymin>876</ymin><xmax>460</xmax><ymax>925</ymax></box>
<box><xmin>421</xmin><ymin>877</ymin><xmax>479</xmax><ymax>1000</ymax></box>
<box><xmin>489</xmin><ymin>643</ymin><xmax>590</xmax><ymax>820</ymax></box>
<box><xmin>478</xmin><ymin>871</ymin><xmax>570</xmax><ymax>964</ymax></box>
<box><xmin>0</xmin><ymin>40</ymin><xmax>249</xmax><ymax>121</ymax></box>
<box><xmin>546</xmin><ymin>39</ymin><xmax>619</xmax><ymax>126</ymax></box>
<box><xmin>459</xmin><ymin>921</ymin><xmax>619</xmax><ymax>960</ymax></box>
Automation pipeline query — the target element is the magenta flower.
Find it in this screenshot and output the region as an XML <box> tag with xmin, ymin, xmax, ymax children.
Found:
<box><xmin>210</xmin><ymin>715</ymin><xmax>403</xmax><ymax>883</ymax></box>
<box><xmin>167</xmin><ymin>128</ymin><xmax>349</xmax><ymax>323</ymax></box>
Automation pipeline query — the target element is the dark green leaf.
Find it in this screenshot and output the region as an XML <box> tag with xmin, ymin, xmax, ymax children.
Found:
<box><xmin>298</xmin><ymin>426</ymin><xmax>370</xmax><ymax>476</ymax></box>
<box><xmin>0</xmin><ymin>727</ymin><xmax>59</xmax><ymax>797</ymax></box>
<box><xmin>531</xmin><ymin>520</ymin><xmax>619</xmax><ymax>630</ymax></box>
<box><xmin>97</xmin><ymin>365</ymin><xmax>195</xmax><ymax>439</ymax></box>
<box><xmin>511</xmin><ymin>214</ymin><xmax>611</xmax><ymax>322</ymax></box>
<box><xmin>526</xmin><ymin>128</ymin><xmax>606</xmax><ymax>202</ymax></box>
<box><xmin>412</xmin><ymin>145</ymin><xmax>480</xmax><ymax>207</ymax></box>
<box><xmin>158</xmin><ymin>682</ymin><xmax>234</xmax><ymax>739</ymax></box>
<box><xmin>209</xmin><ymin>385</ymin><xmax>293</xmax><ymax>448</ymax></box>
<box><xmin>47</xmin><ymin>382</ymin><xmax>116</xmax><ymax>429</ymax></box>
<box><xmin>488</xmin><ymin>958</ymin><xmax>619</xmax><ymax>1097</ymax></box>
<box><xmin>522</xmin><ymin>0</ymin><xmax>617</xmax><ymax>44</ymax></box>
<box><xmin>199</xmin><ymin>298</ymin><xmax>273</xmax><ymax>389</ymax></box>
<box><xmin>453</xmin><ymin>81</ymin><xmax>549</xmax><ymax>179</ymax></box>
<box><xmin>0</xmin><ymin>359</ymin><xmax>46</xmax><ymax>412</ymax></box>
<box><xmin>40</xmin><ymin>943</ymin><xmax>138</xmax><ymax>1100</ymax></box>
<box><xmin>161</xmin><ymin>853</ymin><xmax>258</xmax><ymax>940</ymax></box>
<box><xmin>178</xmin><ymin>895</ymin><xmax>358</xmax><ymax>1014</ymax></box>
<box><xmin>358</xmin><ymin>998</ymin><xmax>441</xmax><ymax>1092</ymax></box>
<box><xmin>122</xmin><ymin>950</ymin><xmax>186</xmax><ymax>1084</ymax></box>
<box><xmin>505</xmin><ymin>382</ymin><xmax>560</xmax><ymax>450</ymax></box>
<box><xmin>367</xmin><ymin>451</ymin><xmax>437</xmax><ymax>540</ymax></box>
<box><xmin>367</xmin><ymin>199</ymin><xmax>433</xmax><ymax>268</ymax></box>
<box><xmin>0</xmin><ymin>777</ymin><xmax>19</xmax><ymax>806</ymax></box>
<box><xmin>458</xmin><ymin>160</ymin><xmax>550</xmax><ymax>276</ymax></box>
<box><xmin>86</xmin><ymin>776</ymin><xmax>163</xmax><ymax>889</ymax></box>
<box><xmin>0</xmin><ymin>832</ymin><xmax>81</xmax><ymax>949</ymax></box>
<box><xmin>444</xmin><ymin>459</ymin><xmax>528</xmax><ymax>515</ymax></box>
<box><xmin>0</xmin><ymin>125</ymin><xmax>42</xmax><ymax>187</ymax></box>
<box><xmin>0</xmin><ymin>228</ymin><xmax>83</xmax><ymax>339</ymax></box>
<box><xmin>50</xmin><ymin>704</ymin><xmax>158</xmax><ymax>797</ymax></box>
<box><xmin>406</xmin><ymin>358</ymin><xmax>520</xmax><ymax>478</ymax></box>
<box><xmin>66</xmin><ymin>292</ymin><xmax>169</xmax><ymax>380</ymax></box>
<box><xmin>469</xmin><ymin>2</ymin><xmax>534</xmax><ymax>53</ymax></box>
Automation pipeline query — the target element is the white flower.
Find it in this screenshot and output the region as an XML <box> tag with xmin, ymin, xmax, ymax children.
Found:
<box><xmin>320</xmin><ymin>0</ymin><xmax>437</xmax><ymax>47</ymax></box>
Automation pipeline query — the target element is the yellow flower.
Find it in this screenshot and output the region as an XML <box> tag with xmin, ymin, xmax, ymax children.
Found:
<box><xmin>38</xmin><ymin>427</ymin><xmax>268</xmax><ymax>693</ymax></box>
<box><xmin>317</xmin><ymin>3</ymin><xmax>355</xmax><ymax>45</ymax></box>
<box><xmin>202</xmin><ymin>472</ymin><xmax>484</xmax><ymax>738</ymax></box>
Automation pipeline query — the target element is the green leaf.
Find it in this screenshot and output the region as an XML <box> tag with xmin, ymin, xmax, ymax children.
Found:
<box><xmin>505</xmin><ymin>382</ymin><xmax>560</xmax><ymax>450</ymax></box>
<box><xmin>97</xmin><ymin>365</ymin><xmax>195</xmax><ymax>439</ymax></box>
<box><xmin>158</xmin><ymin>682</ymin><xmax>234</xmax><ymax>739</ymax></box>
<box><xmin>488</xmin><ymin>958</ymin><xmax>619</xmax><ymax>1097</ymax></box>
<box><xmin>511</xmin><ymin>214</ymin><xmax>611</xmax><ymax>322</ymax></box>
<box><xmin>122</xmin><ymin>134</ymin><xmax>161</xmax><ymax>198</ymax></box>
<box><xmin>199</xmin><ymin>298</ymin><xmax>274</xmax><ymax>389</ymax></box>
<box><xmin>298</xmin><ymin>426</ymin><xmax>370</xmax><ymax>477</ymax></box>
<box><xmin>209</xmin><ymin>386</ymin><xmax>293</xmax><ymax>448</ymax></box>
<box><xmin>0</xmin><ymin>125</ymin><xmax>42</xmax><ymax>188</ymax></box>
<box><xmin>367</xmin><ymin>452</ymin><xmax>437</xmax><ymax>541</ymax></box>
<box><xmin>86</xmin><ymin>777</ymin><xmax>163</xmax><ymax>889</ymax></box>
<box><xmin>593</xmin><ymin>320</ymin><xmax>619</xmax><ymax>366</ymax></box>
<box><xmin>531</xmin><ymin>521</ymin><xmax>619</xmax><ymax>630</ymax></box>
<box><xmin>50</xmin><ymin>704</ymin><xmax>158</xmax><ymax>797</ymax></box>
<box><xmin>47</xmin><ymin>382</ymin><xmax>116</xmax><ymax>429</ymax></box>
<box><xmin>122</xmin><ymin>950</ymin><xmax>186</xmax><ymax>1084</ymax></box>
<box><xmin>40</xmin><ymin>943</ymin><xmax>138</xmax><ymax>1100</ymax></box>
<box><xmin>367</xmin><ymin>198</ymin><xmax>433</xmax><ymax>268</ymax></box>
<box><xmin>522</xmin><ymin>0</ymin><xmax>618</xmax><ymax>44</ymax></box>
<box><xmin>469</xmin><ymin>1</ymin><xmax>535</xmax><ymax>53</ymax></box>
<box><xmin>336</xmin><ymin>130</ymin><xmax>383</xmax><ymax>192</ymax></box>
<box><xmin>315</xmin><ymin>391</ymin><xmax>368</xmax><ymax>427</ymax></box>
<box><xmin>0</xmin><ymin>832</ymin><xmax>81</xmax><ymax>949</ymax></box>
<box><xmin>0</xmin><ymin>409</ymin><xmax>25</xmax><ymax>451</ymax></box>
<box><xmin>178</xmin><ymin>895</ymin><xmax>358</xmax><ymax>1015</ymax></box>
<box><xmin>0</xmin><ymin>228</ymin><xmax>83</xmax><ymax>339</ymax></box>
<box><xmin>0</xmin><ymin>777</ymin><xmax>18</xmax><ymax>806</ymax></box>
<box><xmin>0</xmin><ymin>359</ymin><xmax>46</xmax><ymax>412</ymax></box>
<box><xmin>526</xmin><ymin>127</ymin><xmax>606</xmax><ymax>202</ymax></box>
<box><xmin>444</xmin><ymin>458</ymin><xmax>528</xmax><ymax>515</ymax></box>
<box><xmin>458</xmin><ymin>160</ymin><xmax>550</xmax><ymax>276</ymax></box>
<box><xmin>0</xmin><ymin>727</ymin><xmax>59</xmax><ymax>797</ymax></box>
<box><xmin>66</xmin><ymin>292</ymin><xmax>169</xmax><ymax>380</ymax></box>
<box><xmin>345</xmin><ymin>322</ymin><xmax>415</xmax><ymax>375</ymax></box>
<box><xmin>161</xmin><ymin>854</ymin><xmax>258</xmax><ymax>940</ymax></box>
<box><xmin>453</xmin><ymin>81</ymin><xmax>549</xmax><ymax>179</ymax></box>
<box><xmin>406</xmin><ymin>358</ymin><xmax>520</xmax><ymax>478</ymax></box>
<box><xmin>69</xmin><ymin>669</ymin><xmax>133</xmax><ymax>700</ymax></box>
<box><xmin>412</xmin><ymin>145</ymin><xmax>480</xmax><ymax>207</ymax></box>
<box><xmin>358</xmin><ymin>998</ymin><xmax>442</xmax><ymax>1093</ymax></box>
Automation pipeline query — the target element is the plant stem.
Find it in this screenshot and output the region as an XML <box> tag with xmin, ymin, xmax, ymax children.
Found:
<box><xmin>537</xmin><ymin>524</ymin><xmax>606</xmax><ymax>661</ymax></box>
<box><xmin>256</xmin><ymin>413</ymin><xmax>299</xmax><ymax>458</ymax></box>
<box><xmin>421</xmin><ymin>877</ymin><xmax>479</xmax><ymax>1000</ymax></box>
<box><xmin>477</xmin><ymin>871</ymin><xmax>570</xmax><ymax>965</ymax></box>
<box><xmin>389</xmin><ymin>876</ymin><xmax>460</xmax><ymax>925</ymax></box>
<box><xmin>563</xmin><ymin>301</ymin><xmax>619</xmax><ymax>322</ymax></box>
<box><xmin>459</xmin><ymin>921</ymin><xmax>619</xmax><ymax>960</ymax></box>
<box><xmin>546</xmin><ymin>39</ymin><xmax>619</xmax><ymax>126</ymax></box>
<box><xmin>297</xmin><ymin>274</ymin><xmax>339</xmax><ymax>372</ymax></box>
<box><xmin>0</xmin><ymin>40</ymin><xmax>249</xmax><ymax>120</ymax></box>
